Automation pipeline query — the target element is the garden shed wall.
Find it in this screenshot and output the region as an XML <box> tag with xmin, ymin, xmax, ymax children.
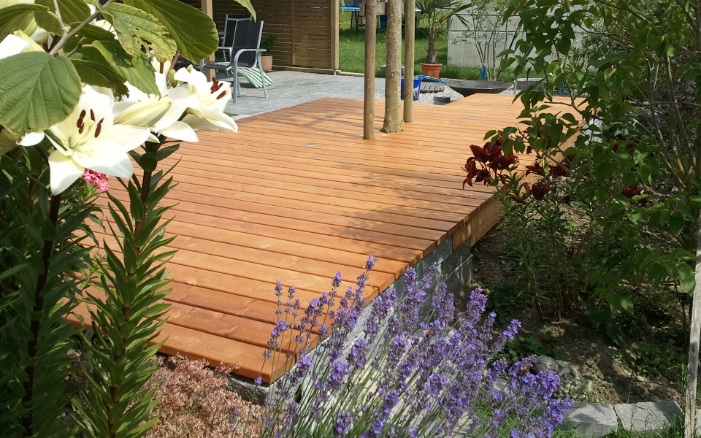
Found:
<box><xmin>181</xmin><ymin>0</ymin><xmax>339</xmax><ymax>70</ymax></box>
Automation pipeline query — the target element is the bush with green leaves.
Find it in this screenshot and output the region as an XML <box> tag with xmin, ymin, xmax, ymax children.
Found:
<box><xmin>461</xmin><ymin>0</ymin><xmax>700</xmax><ymax>342</ymax></box>
<box><xmin>0</xmin><ymin>0</ymin><xmax>252</xmax><ymax>435</ymax></box>
<box><xmin>463</xmin><ymin>0</ymin><xmax>701</xmax><ymax>432</ymax></box>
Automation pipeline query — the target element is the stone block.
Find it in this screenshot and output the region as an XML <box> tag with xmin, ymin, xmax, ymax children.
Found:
<box><xmin>614</xmin><ymin>401</ymin><xmax>682</xmax><ymax>433</ymax></box>
<box><xmin>562</xmin><ymin>402</ymin><xmax>618</xmax><ymax>437</ymax></box>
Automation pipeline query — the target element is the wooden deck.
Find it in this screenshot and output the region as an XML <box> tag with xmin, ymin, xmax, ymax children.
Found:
<box><xmin>72</xmin><ymin>94</ymin><xmax>572</xmax><ymax>383</ymax></box>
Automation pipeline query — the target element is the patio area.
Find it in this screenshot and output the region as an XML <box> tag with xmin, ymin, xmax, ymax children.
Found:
<box><xmin>71</xmin><ymin>91</ymin><xmax>576</xmax><ymax>384</ymax></box>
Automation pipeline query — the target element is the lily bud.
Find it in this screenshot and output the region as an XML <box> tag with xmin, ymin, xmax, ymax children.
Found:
<box><xmin>114</xmin><ymin>99</ymin><xmax>172</xmax><ymax>128</ymax></box>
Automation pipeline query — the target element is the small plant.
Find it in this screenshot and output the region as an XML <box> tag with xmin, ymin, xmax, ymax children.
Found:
<box><xmin>145</xmin><ymin>356</ymin><xmax>263</xmax><ymax>438</ymax></box>
<box><xmin>241</xmin><ymin>259</ymin><xmax>572</xmax><ymax>437</ymax></box>
<box><xmin>416</xmin><ymin>0</ymin><xmax>470</xmax><ymax>64</ymax></box>
<box><xmin>261</xmin><ymin>35</ymin><xmax>276</xmax><ymax>53</ymax></box>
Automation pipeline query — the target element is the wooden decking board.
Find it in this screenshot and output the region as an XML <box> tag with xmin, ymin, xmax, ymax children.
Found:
<box><xmin>92</xmin><ymin>229</ymin><xmax>397</xmax><ymax>292</ymax></box>
<box><xmin>164</xmin><ymin>221</ymin><xmax>408</xmax><ymax>276</ymax></box>
<box><xmin>75</xmin><ymin>95</ymin><xmax>580</xmax><ymax>383</ymax></box>
<box><xmin>102</xmin><ymin>191</ymin><xmax>438</xmax><ymax>251</ymax></box>
<box><xmin>167</xmin><ymin>151</ymin><xmax>496</xmax><ymax>198</ymax></box>
<box><xmin>170</xmin><ymin>151</ymin><xmax>493</xmax><ymax>199</ymax></box>
<box><xmin>188</xmin><ymin>132</ymin><xmax>481</xmax><ymax>172</ymax></box>
<box><xmin>168</xmin><ymin>177</ymin><xmax>469</xmax><ymax>229</ymax></box>
<box><xmin>170</xmin><ymin>159</ymin><xmax>488</xmax><ymax>209</ymax></box>
<box><xmin>164</xmin><ymin>211</ymin><xmax>418</xmax><ymax>266</ymax></box>
<box><xmin>162</xmin><ymin>158</ymin><xmax>488</xmax><ymax>211</ymax></box>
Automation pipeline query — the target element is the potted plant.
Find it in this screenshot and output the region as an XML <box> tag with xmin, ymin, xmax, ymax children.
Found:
<box><xmin>261</xmin><ymin>35</ymin><xmax>276</xmax><ymax>73</ymax></box>
<box><xmin>416</xmin><ymin>0</ymin><xmax>469</xmax><ymax>78</ymax></box>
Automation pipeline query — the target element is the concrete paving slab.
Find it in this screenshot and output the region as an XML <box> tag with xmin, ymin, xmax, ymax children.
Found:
<box><xmin>223</xmin><ymin>71</ymin><xmax>467</xmax><ymax>119</ymax></box>
<box><xmin>614</xmin><ymin>401</ymin><xmax>682</xmax><ymax>433</ymax></box>
<box><xmin>562</xmin><ymin>402</ymin><xmax>618</xmax><ymax>437</ymax></box>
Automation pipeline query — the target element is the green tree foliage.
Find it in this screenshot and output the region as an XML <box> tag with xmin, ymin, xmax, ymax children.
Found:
<box><xmin>466</xmin><ymin>0</ymin><xmax>701</xmax><ymax>337</ymax></box>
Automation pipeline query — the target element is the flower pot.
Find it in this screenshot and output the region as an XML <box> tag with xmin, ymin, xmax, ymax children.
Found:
<box><xmin>420</xmin><ymin>63</ymin><xmax>442</xmax><ymax>78</ymax></box>
<box><xmin>261</xmin><ymin>55</ymin><xmax>273</xmax><ymax>73</ymax></box>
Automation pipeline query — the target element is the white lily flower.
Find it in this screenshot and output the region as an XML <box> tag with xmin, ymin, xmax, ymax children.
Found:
<box><xmin>173</xmin><ymin>67</ymin><xmax>238</xmax><ymax>132</ymax></box>
<box><xmin>45</xmin><ymin>85</ymin><xmax>151</xmax><ymax>194</ymax></box>
<box><xmin>114</xmin><ymin>73</ymin><xmax>200</xmax><ymax>142</ymax></box>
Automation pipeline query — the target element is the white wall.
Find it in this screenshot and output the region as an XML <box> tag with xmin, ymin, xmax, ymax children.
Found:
<box><xmin>447</xmin><ymin>7</ymin><xmax>588</xmax><ymax>69</ymax></box>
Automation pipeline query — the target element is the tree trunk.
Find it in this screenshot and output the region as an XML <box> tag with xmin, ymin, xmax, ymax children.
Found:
<box><xmin>403</xmin><ymin>0</ymin><xmax>415</xmax><ymax>123</ymax></box>
<box><xmin>684</xmin><ymin>4</ymin><xmax>701</xmax><ymax>437</ymax></box>
<box><xmin>427</xmin><ymin>32</ymin><xmax>436</xmax><ymax>64</ymax></box>
<box><xmin>686</xmin><ymin>216</ymin><xmax>701</xmax><ymax>438</ymax></box>
<box><xmin>363</xmin><ymin>0</ymin><xmax>377</xmax><ymax>140</ymax></box>
<box><xmin>383</xmin><ymin>0</ymin><xmax>403</xmax><ymax>133</ymax></box>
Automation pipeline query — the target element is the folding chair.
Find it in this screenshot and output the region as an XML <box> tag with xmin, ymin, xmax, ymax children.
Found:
<box><xmin>202</xmin><ymin>20</ymin><xmax>272</xmax><ymax>103</ymax></box>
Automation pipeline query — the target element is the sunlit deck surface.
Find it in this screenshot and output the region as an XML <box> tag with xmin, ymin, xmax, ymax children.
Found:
<box><xmin>73</xmin><ymin>95</ymin><xmax>575</xmax><ymax>383</ymax></box>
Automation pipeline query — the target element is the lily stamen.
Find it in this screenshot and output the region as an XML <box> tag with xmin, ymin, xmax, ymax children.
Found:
<box><xmin>77</xmin><ymin>110</ymin><xmax>86</xmax><ymax>128</ymax></box>
<box><xmin>95</xmin><ymin>119</ymin><xmax>104</xmax><ymax>137</ymax></box>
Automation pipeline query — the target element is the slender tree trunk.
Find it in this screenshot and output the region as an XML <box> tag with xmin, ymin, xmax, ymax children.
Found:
<box><xmin>686</xmin><ymin>216</ymin><xmax>701</xmax><ymax>438</ymax></box>
<box><xmin>383</xmin><ymin>0</ymin><xmax>403</xmax><ymax>133</ymax></box>
<box><xmin>684</xmin><ymin>4</ymin><xmax>701</xmax><ymax>437</ymax></box>
<box><xmin>403</xmin><ymin>0</ymin><xmax>415</xmax><ymax>123</ymax></box>
<box><xmin>427</xmin><ymin>31</ymin><xmax>436</xmax><ymax>64</ymax></box>
<box><xmin>363</xmin><ymin>0</ymin><xmax>377</xmax><ymax>140</ymax></box>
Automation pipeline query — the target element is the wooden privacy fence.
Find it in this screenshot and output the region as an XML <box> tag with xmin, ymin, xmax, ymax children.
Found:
<box><xmin>182</xmin><ymin>0</ymin><xmax>340</xmax><ymax>70</ymax></box>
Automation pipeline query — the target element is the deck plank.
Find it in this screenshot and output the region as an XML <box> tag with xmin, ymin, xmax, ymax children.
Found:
<box><xmin>73</xmin><ymin>95</ymin><xmax>580</xmax><ymax>383</ymax></box>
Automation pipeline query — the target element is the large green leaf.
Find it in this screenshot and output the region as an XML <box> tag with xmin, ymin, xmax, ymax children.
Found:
<box><xmin>233</xmin><ymin>0</ymin><xmax>255</xmax><ymax>20</ymax></box>
<box><xmin>124</xmin><ymin>0</ymin><xmax>218</xmax><ymax>61</ymax></box>
<box><xmin>91</xmin><ymin>40</ymin><xmax>159</xmax><ymax>95</ymax></box>
<box><xmin>71</xmin><ymin>59</ymin><xmax>129</xmax><ymax>96</ymax></box>
<box><xmin>0</xmin><ymin>4</ymin><xmax>47</xmax><ymax>40</ymax></box>
<box><xmin>101</xmin><ymin>3</ymin><xmax>176</xmax><ymax>62</ymax></box>
<box><xmin>0</xmin><ymin>52</ymin><xmax>81</xmax><ymax>136</ymax></box>
<box><xmin>76</xmin><ymin>23</ymin><xmax>121</xmax><ymax>43</ymax></box>
<box><xmin>34</xmin><ymin>10</ymin><xmax>63</xmax><ymax>35</ymax></box>
<box><xmin>35</xmin><ymin>0</ymin><xmax>90</xmax><ymax>25</ymax></box>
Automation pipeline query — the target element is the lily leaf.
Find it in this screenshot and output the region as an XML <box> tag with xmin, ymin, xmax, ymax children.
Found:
<box><xmin>124</xmin><ymin>0</ymin><xmax>218</xmax><ymax>61</ymax></box>
<box><xmin>233</xmin><ymin>0</ymin><xmax>255</xmax><ymax>20</ymax></box>
<box><xmin>101</xmin><ymin>2</ymin><xmax>176</xmax><ymax>62</ymax></box>
<box><xmin>0</xmin><ymin>4</ymin><xmax>47</xmax><ymax>40</ymax></box>
<box><xmin>92</xmin><ymin>40</ymin><xmax>159</xmax><ymax>95</ymax></box>
<box><xmin>0</xmin><ymin>52</ymin><xmax>81</xmax><ymax>136</ymax></box>
<box><xmin>71</xmin><ymin>58</ymin><xmax>129</xmax><ymax>96</ymax></box>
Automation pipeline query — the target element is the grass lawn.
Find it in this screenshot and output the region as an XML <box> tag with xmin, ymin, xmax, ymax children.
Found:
<box><xmin>337</xmin><ymin>13</ymin><xmax>514</xmax><ymax>81</ymax></box>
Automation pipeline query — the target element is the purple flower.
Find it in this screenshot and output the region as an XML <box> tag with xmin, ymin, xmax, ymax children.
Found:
<box><xmin>260</xmin><ymin>271</ymin><xmax>570</xmax><ymax>438</ymax></box>
<box><xmin>333</xmin><ymin>271</ymin><xmax>343</xmax><ymax>288</ymax></box>
<box><xmin>230</xmin><ymin>408</ymin><xmax>240</xmax><ymax>430</ymax></box>
<box><xmin>328</xmin><ymin>359</ymin><xmax>350</xmax><ymax>390</ymax></box>
<box><xmin>348</xmin><ymin>338</ymin><xmax>368</xmax><ymax>369</ymax></box>
<box><xmin>254</xmin><ymin>376</ymin><xmax>262</xmax><ymax>385</ymax></box>
<box><xmin>365</xmin><ymin>255</ymin><xmax>376</xmax><ymax>270</ymax></box>
<box><xmin>333</xmin><ymin>411</ymin><xmax>353</xmax><ymax>437</ymax></box>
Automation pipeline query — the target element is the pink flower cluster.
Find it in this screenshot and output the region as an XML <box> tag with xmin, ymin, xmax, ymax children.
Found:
<box><xmin>82</xmin><ymin>169</ymin><xmax>109</xmax><ymax>192</ymax></box>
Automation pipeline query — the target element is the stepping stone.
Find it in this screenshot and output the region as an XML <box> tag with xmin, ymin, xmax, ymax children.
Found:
<box><xmin>562</xmin><ymin>402</ymin><xmax>618</xmax><ymax>437</ymax></box>
<box><xmin>614</xmin><ymin>401</ymin><xmax>682</xmax><ymax>433</ymax></box>
<box><xmin>420</xmin><ymin>82</ymin><xmax>445</xmax><ymax>93</ymax></box>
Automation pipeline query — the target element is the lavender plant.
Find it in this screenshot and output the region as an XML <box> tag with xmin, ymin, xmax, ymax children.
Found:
<box><xmin>248</xmin><ymin>257</ymin><xmax>572</xmax><ymax>437</ymax></box>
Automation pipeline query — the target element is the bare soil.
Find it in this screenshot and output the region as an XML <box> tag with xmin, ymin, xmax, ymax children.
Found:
<box><xmin>469</xmin><ymin>220</ymin><xmax>682</xmax><ymax>405</ymax></box>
